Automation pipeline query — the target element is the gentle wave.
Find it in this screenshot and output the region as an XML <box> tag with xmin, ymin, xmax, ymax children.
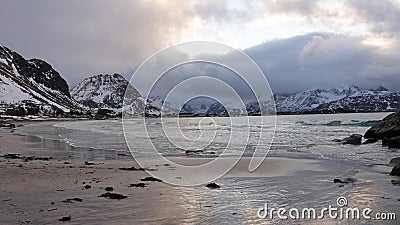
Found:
<box><xmin>295</xmin><ymin>120</ymin><xmax>380</xmax><ymax>127</ymax></box>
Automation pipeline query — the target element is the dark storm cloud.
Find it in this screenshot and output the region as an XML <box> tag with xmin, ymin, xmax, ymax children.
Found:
<box><xmin>1</xmin><ymin>0</ymin><xmax>400</xmax><ymax>94</ymax></box>
<box><xmin>246</xmin><ymin>33</ymin><xmax>400</xmax><ymax>93</ymax></box>
<box><xmin>0</xmin><ymin>0</ymin><xmax>191</xmax><ymax>88</ymax></box>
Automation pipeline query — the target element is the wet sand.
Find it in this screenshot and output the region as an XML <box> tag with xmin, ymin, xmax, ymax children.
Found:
<box><xmin>0</xmin><ymin>127</ymin><xmax>399</xmax><ymax>224</ymax></box>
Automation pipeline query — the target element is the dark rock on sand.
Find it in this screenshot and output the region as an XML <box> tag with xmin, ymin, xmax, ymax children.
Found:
<box><xmin>62</xmin><ymin>198</ymin><xmax>82</xmax><ymax>203</ymax></box>
<box><xmin>333</xmin><ymin>178</ymin><xmax>357</xmax><ymax>184</ymax></box>
<box><xmin>99</xmin><ymin>192</ymin><xmax>127</xmax><ymax>200</ymax></box>
<box><xmin>84</xmin><ymin>161</ymin><xmax>95</xmax><ymax>165</ymax></box>
<box><xmin>141</xmin><ymin>177</ymin><xmax>162</xmax><ymax>182</ymax></box>
<box><xmin>23</xmin><ymin>156</ymin><xmax>52</xmax><ymax>161</ymax></box>
<box><xmin>119</xmin><ymin>166</ymin><xmax>145</xmax><ymax>171</ymax></box>
<box><xmin>59</xmin><ymin>216</ymin><xmax>71</xmax><ymax>222</ymax></box>
<box><xmin>185</xmin><ymin>150</ymin><xmax>204</xmax><ymax>155</ymax></box>
<box><xmin>0</xmin><ymin>153</ymin><xmax>52</xmax><ymax>161</ymax></box>
<box><xmin>129</xmin><ymin>183</ymin><xmax>147</xmax><ymax>188</ymax></box>
<box><xmin>105</xmin><ymin>187</ymin><xmax>114</xmax><ymax>192</ymax></box>
<box><xmin>364</xmin><ymin>112</ymin><xmax>400</xmax><ymax>139</ymax></box>
<box><xmin>391</xmin><ymin>180</ymin><xmax>400</xmax><ymax>186</ymax></box>
<box><xmin>206</xmin><ymin>183</ymin><xmax>221</xmax><ymax>189</ymax></box>
<box><xmin>386</xmin><ymin>137</ymin><xmax>400</xmax><ymax>149</ymax></box>
<box><xmin>390</xmin><ymin>157</ymin><xmax>400</xmax><ymax>166</ymax></box>
<box><xmin>390</xmin><ymin>166</ymin><xmax>400</xmax><ymax>176</ymax></box>
<box><xmin>0</xmin><ymin>123</ymin><xmax>16</xmax><ymax>128</ymax></box>
<box><xmin>2</xmin><ymin>153</ymin><xmax>22</xmax><ymax>159</ymax></box>
<box><xmin>342</xmin><ymin>134</ymin><xmax>362</xmax><ymax>145</ymax></box>
<box><xmin>84</xmin><ymin>185</ymin><xmax>91</xmax><ymax>189</ymax></box>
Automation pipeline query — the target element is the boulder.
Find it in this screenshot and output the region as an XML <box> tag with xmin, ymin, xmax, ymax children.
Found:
<box><xmin>382</xmin><ymin>137</ymin><xmax>388</xmax><ymax>146</ymax></box>
<box><xmin>362</xmin><ymin>138</ymin><xmax>378</xmax><ymax>144</ymax></box>
<box><xmin>185</xmin><ymin>150</ymin><xmax>204</xmax><ymax>155</ymax></box>
<box><xmin>390</xmin><ymin>166</ymin><xmax>400</xmax><ymax>176</ymax></box>
<box><xmin>333</xmin><ymin>178</ymin><xmax>357</xmax><ymax>184</ymax></box>
<box><xmin>364</xmin><ymin>112</ymin><xmax>400</xmax><ymax>139</ymax></box>
<box><xmin>206</xmin><ymin>183</ymin><xmax>221</xmax><ymax>189</ymax></box>
<box><xmin>342</xmin><ymin>134</ymin><xmax>362</xmax><ymax>145</ymax></box>
<box><xmin>386</xmin><ymin>137</ymin><xmax>400</xmax><ymax>149</ymax></box>
<box><xmin>389</xmin><ymin>157</ymin><xmax>400</xmax><ymax>166</ymax></box>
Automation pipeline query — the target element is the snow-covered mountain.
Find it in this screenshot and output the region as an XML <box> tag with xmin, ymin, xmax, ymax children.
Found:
<box><xmin>202</xmin><ymin>86</ymin><xmax>398</xmax><ymax>115</ymax></box>
<box><xmin>146</xmin><ymin>96</ymin><xmax>180</xmax><ymax>116</ymax></box>
<box><xmin>316</xmin><ymin>90</ymin><xmax>400</xmax><ymax>113</ymax></box>
<box><xmin>71</xmin><ymin>74</ymin><xmax>144</xmax><ymax>115</ymax></box>
<box><xmin>275</xmin><ymin>86</ymin><xmax>361</xmax><ymax>112</ymax></box>
<box><xmin>0</xmin><ymin>45</ymin><xmax>83</xmax><ymax>116</ymax></box>
<box><xmin>181</xmin><ymin>103</ymin><xmax>208</xmax><ymax>115</ymax></box>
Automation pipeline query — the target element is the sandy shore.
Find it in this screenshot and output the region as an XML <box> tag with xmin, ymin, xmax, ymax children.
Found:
<box><xmin>1</xmin><ymin>127</ymin><xmax>399</xmax><ymax>224</ymax></box>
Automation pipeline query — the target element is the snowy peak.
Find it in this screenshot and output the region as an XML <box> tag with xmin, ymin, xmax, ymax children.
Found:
<box><xmin>373</xmin><ymin>85</ymin><xmax>389</xmax><ymax>92</ymax></box>
<box><xmin>275</xmin><ymin>86</ymin><xmax>361</xmax><ymax>112</ymax></box>
<box><xmin>316</xmin><ymin>91</ymin><xmax>399</xmax><ymax>113</ymax></box>
<box><xmin>0</xmin><ymin>45</ymin><xmax>83</xmax><ymax>116</ymax></box>
<box><xmin>71</xmin><ymin>74</ymin><xmax>144</xmax><ymax>114</ymax></box>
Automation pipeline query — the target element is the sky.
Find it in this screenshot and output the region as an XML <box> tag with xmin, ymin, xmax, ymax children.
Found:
<box><xmin>1</xmin><ymin>0</ymin><xmax>400</xmax><ymax>94</ymax></box>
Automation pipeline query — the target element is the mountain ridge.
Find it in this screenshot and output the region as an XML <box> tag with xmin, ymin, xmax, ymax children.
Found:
<box><xmin>71</xmin><ymin>73</ymin><xmax>144</xmax><ymax>115</ymax></box>
<box><xmin>0</xmin><ymin>45</ymin><xmax>84</xmax><ymax>116</ymax></box>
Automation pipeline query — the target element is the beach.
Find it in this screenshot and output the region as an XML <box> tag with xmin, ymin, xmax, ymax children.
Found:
<box><xmin>0</xmin><ymin>116</ymin><xmax>399</xmax><ymax>224</ymax></box>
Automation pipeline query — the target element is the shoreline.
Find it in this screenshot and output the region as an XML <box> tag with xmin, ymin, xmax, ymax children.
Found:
<box><xmin>1</xmin><ymin>120</ymin><xmax>399</xmax><ymax>224</ymax></box>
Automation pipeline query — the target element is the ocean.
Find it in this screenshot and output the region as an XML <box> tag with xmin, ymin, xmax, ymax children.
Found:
<box><xmin>15</xmin><ymin>112</ymin><xmax>398</xmax><ymax>164</ymax></box>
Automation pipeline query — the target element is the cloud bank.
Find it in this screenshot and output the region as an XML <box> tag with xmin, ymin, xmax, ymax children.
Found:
<box><xmin>0</xmin><ymin>0</ymin><xmax>400</xmax><ymax>93</ymax></box>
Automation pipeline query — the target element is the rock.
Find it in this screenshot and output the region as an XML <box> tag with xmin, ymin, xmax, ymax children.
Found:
<box><xmin>141</xmin><ymin>177</ymin><xmax>162</xmax><ymax>182</ymax></box>
<box><xmin>206</xmin><ymin>183</ymin><xmax>221</xmax><ymax>189</ymax></box>
<box><xmin>365</xmin><ymin>112</ymin><xmax>400</xmax><ymax>139</ymax></box>
<box><xmin>84</xmin><ymin>161</ymin><xmax>95</xmax><ymax>165</ymax></box>
<box><xmin>333</xmin><ymin>178</ymin><xmax>357</xmax><ymax>184</ymax></box>
<box><xmin>185</xmin><ymin>150</ymin><xmax>204</xmax><ymax>155</ymax></box>
<box><xmin>104</xmin><ymin>187</ymin><xmax>114</xmax><ymax>192</ymax></box>
<box><xmin>386</xmin><ymin>137</ymin><xmax>400</xmax><ymax>149</ymax></box>
<box><xmin>332</xmin><ymin>139</ymin><xmax>342</xmax><ymax>143</ymax></box>
<box><xmin>2</xmin><ymin>153</ymin><xmax>22</xmax><ymax>159</ymax></box>
<box><xmin>362</xmin><ymin>138</ymin><xmax>378</xmax><ymax>144</ymax></box>
<box><xmin>99</xmin><ymin>192</ymin><xmax>127</xmax><ymax>200</ymax></box>
<box><xmin>0</xmin><ymin>123</ymin><xmax>16</xmax><ymax>128</ymax></box>
<box><xmin>391</xmin><ymin>180</ymin><xmax>400</xmax><ymax>186</ymax></box>
<box><xmin>119</xmin><ymin>166</ymin><xmax>145</xmax><ymax>171</ymax></box>
<box><xmin>129</xmin><ymin>183</ymin><xmax>147</xmax><ymax>188</ymax></box>
<box><xmin>59</xmin><ymin>216</ymin><xmax>71</xmax><ymax>222</ymax></box>
<box><xmin>390</xmin><ymin>166</ymin><xmax>400</xmax><ymax>176</ymax></box>
<box><xmin>342</xmin><ymin>134</ymin><xmax>362</xmax><ymax>145</ymax></box>
<box><xmin>62</xmin><ymin>198</ymin><xmax>82</xmax><ymax>203</ymax></box>
<box><xmin>83</xmin><ymin>185</ymin><xmax>91</xmax><ymax>189</ymax></box>
<box><xmin>390</xmin><ymin>157</ymin><xmax>400</xmax><ymax>166</ymax></box>
<box><xmin>23</xmin><ymin>156</ymin><xmax>52</xmax><ymax>162</ymax></box>
<box><xmin>382</xmin><ymin>137</ymin><xmax>388</xmax><ymax>146</ymax></box>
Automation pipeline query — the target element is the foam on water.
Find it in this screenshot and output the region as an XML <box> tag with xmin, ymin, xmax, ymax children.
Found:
<box><xmin>14</xmin><ymin>112</ymin><xmax>399</xmax><ymax>164</ymax></box>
